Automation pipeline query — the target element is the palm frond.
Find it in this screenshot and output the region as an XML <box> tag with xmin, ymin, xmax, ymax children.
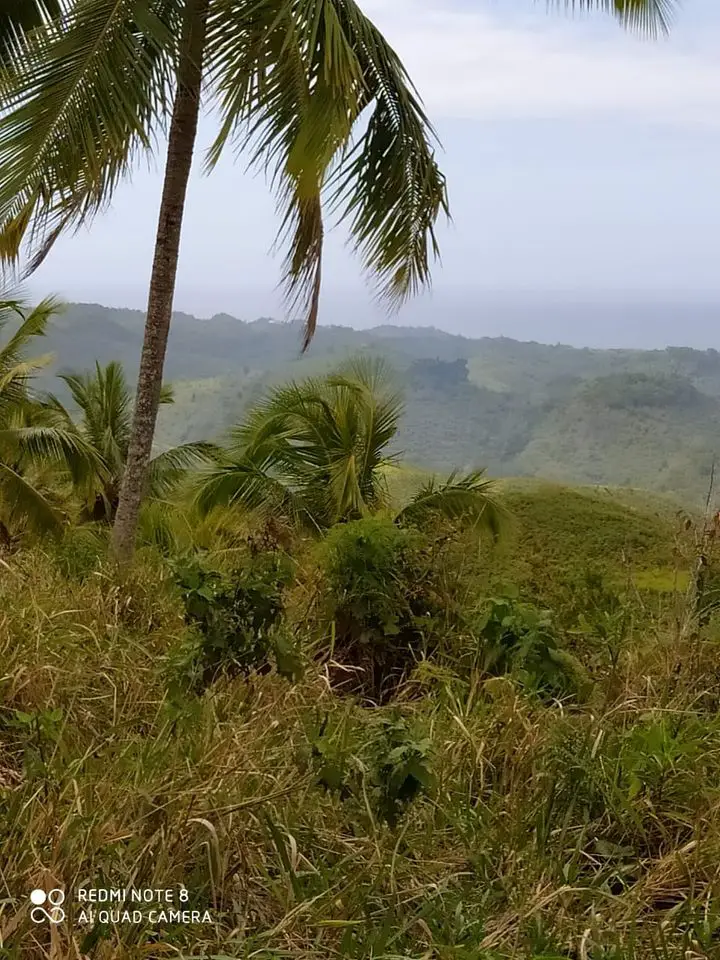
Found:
<box><xmin>395</xmin><ymin>469</ymin><xmax>509</xmax><ymax>540</ymax></box>
<box><xmin>159</xmin><ymin>381</ymin><xmax>174</xmax><ymax>404</ymax></box>
<box><xmin>206</xmin><ymin>0</ymin><xmax>447</xmax><ymax>348</ymax></box>
<box><xmin>0</xmin><ymin>358</ymin><xmax>52</xmax><ymax>414</ymax></box>
<box><xmin>0</xmin><ymin>0</ymin><xmax>62</xmax><ymax>61</ymax></box>
<box><xmin>1</xmin><ymin>424</ymin><xmax>106</xmax><ymax>487</ymax></box>
<box><xmin>147</xmin><ymin>439</ymin><xmax>218</xmax><ymax>495</ymax></box>
<box><xmin>325</xmin><ymin>5</ymin><xmax>449</xmax><ymax>309</ymax></box>
<box><xmin>193</xmin><ymin>454</ymin><xmax>309</xmax><ymax>526</ymax></box>
<box><xmin>0</xmin><ymin>294</ymin><xmax>58</xmax><ymax>366</ymax></box>
<box><xmin>59</xmin><ymin>359</ymin><xmax>133</xmax><ymax>465</ymax></box>
<box><xmin>0</xmin><ymin>0</ymin><xmax>180</xmax><ymax>270</ymax></box>
<box><xmin>0</xmin><ymin>458</ymin><xmax>62</xmax><ymax>533</ymax></box>
<box><xmin>553</xmin><ymin>0</ymin><xmax>676</xmax><ymax>36</ymax></box>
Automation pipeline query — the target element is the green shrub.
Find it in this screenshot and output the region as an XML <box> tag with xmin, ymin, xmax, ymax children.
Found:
<box><xmin>170</xmin><ymin>551</ymin><xmax>299</xmax><ymax>689</ymax></box>
<box><xmin>317</xmin><ymin>517</ymin><xmax>436</xmax><ymax>701</ymax></box>
<box><xmin>302</xmin><ymin>709</ymin><xmax>434</xmax><ymax>826</ymax></box>
<box><xmin>368</xmin><ymin>713</ymin><xmax>434</xmax><ymax>826</ymax></box>
<box><xmin>471</xmin><ymin>593</ymin><xmax>591</xmax><ymax>701</ymax></box>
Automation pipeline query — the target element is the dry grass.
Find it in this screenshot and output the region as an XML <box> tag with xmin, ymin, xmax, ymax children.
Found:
<box><xmin>1</xmin><ymin>549</ymin><xmax>720</xmax><ymax>959</ymax></box>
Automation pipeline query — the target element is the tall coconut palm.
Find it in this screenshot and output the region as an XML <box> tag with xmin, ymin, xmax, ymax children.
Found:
<box><xmin>194</xmin><ymin>357</ymin><xmax>508</xmax><ymax>536</ymax></box>
<box><xmin>0</xmin><ymin>296</ymin><xmax>101</xmax><ymax>540</ymax></box>
<box><xmin>0</xmin><ymin>0</ymin><xmax>675</xmax><ymax>559</ymax></box>
<box><xmin>48</xmin><ymin>360</ymin><xmax>216</xmax><ymax>522</ymax></box>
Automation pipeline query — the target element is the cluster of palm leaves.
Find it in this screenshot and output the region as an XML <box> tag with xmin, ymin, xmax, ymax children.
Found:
<box><xmin>0</xmin><ymin>297</ymin><xmax>214</xmax><ymax>540</ymax></box>
<box><xmin>193</xmin><ymin>356</ymin><xmax>508</xmax><ymax>537</ymax></box>
<box><xmin>0</xmin><ymin>295</ymin><xmax>97</xmax><ymax>539</ymax></box>
<box><xmin>48</xmin><ymin>361</ymin><xmax>214</xmax><ymax>522</ymax></box>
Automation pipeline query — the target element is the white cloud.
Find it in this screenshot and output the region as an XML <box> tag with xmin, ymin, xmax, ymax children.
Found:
<box><xmin>361</xmin><ymin>0</ymin><xmax>720</xmax><ymax>126</ymax></box>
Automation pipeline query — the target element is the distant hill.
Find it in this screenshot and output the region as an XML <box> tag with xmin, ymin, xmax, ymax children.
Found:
<box><xmin>38</xmin><ymin>301</ymin><xmax>720</xmax><ymax>507</ymax></box>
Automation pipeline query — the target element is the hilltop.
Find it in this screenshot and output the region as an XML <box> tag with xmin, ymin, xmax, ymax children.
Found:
<box><xmin>42</xmin><ymin>301</ymin><xmax>720</xmax><ymax>506</ymax></box>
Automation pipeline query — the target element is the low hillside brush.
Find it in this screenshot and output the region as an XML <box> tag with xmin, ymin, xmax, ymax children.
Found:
<box><xmin>170</xmin><ymin>551</ymin><xmax>301</xmax><ymax>689</ymax></box>
<box><xmin>315</xmin><ymin>516</ymin><xmax>443</xmax><ymax>702</ymax></box>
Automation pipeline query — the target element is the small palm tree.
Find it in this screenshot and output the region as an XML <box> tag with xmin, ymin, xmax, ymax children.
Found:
<box><xmin>195</xmin><ymin>357</ymin><xmax>507</xmax><ymax>537</ymax></box>
<box><xmin>49</xmin><ymin>360</ymin><xmax>215</xmax><ymax>522</ymax></box>
<box><xmin>195</xmin><ymin>357</ymin><xmax>401</xmax><ymax>530</ymax></box>
<box><xmin>0</xmin><ymin>296</ymin><xmax>100</xmax><ymax>540</ymax></box>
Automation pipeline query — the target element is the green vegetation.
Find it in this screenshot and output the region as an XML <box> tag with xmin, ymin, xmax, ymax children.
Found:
<box><xmin>49</xmin><ymin>360</ymin><xmax>215</xmax><ymax>522</ymax></box>
<box><xmin>194</xmin><ymin>357</ymin><xmax>505</xmax><ymax>539</ymax></box>
<box><xmin>0</xmin><ymin>2</ymin><xmax>692</xmax><ymax>954</ymax></box>
<box><xmin>0</xmin><ymin>0</ymin><xmax>451</xmax><ymax>558</ymax></box>
<box><xmin>0</xmin><ymin>297</ymin><xmax>102</xmax><ymax>538</ymax></box>
<box><xmin>40</xmin><ymin>301</ymin><xmax>720</xmax><ymax>508</ymax></box>
<box><xmin>3</xmin><ymin>290</ymin><xmax>720</xmax><ymax>957</ymax></box>
<box><xmin>2</xmin><ymin>485</ymin><xmax>719</xmax><ymax>958</ymax></box>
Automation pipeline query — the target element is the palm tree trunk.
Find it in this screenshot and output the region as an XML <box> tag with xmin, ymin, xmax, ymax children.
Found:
<box><xmin>111</xmin><ymin>0</ymin><xmax>208</xmax><ymax>561</ymax></box>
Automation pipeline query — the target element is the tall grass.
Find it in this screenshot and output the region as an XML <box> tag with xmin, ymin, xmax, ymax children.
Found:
<box><xmin>1</xmin><ymin>537</ymin><xmax>720</xmax><ymax>959</ymax></box>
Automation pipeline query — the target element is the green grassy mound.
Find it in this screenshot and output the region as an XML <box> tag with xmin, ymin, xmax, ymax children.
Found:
<box><xmin>388</xmin><ymin>469</ymin><xmax>690</xmax><ymax>600</ymax></box>
<box><xmin>495</xmin><ymin>480</ymin><xmax>688</xmax><ymax>594</ymax></box>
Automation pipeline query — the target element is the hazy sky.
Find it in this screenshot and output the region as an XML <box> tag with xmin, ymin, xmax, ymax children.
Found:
<box><xmin>27</xmin><ymin>0</ymin><xmax>720</xmax><ymax>346</ymax></box>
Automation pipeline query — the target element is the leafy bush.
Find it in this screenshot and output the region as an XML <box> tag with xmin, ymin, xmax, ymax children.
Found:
<box><xmin>471</xmin><ymin>592</ymin><xmax>591</xmax><ymax>700</ymax></box>
<box><xmin>562</xmin><ymin>568</ymin><xmax>634</xmax><ymax>670</ymax></box>
<box><xmin>316</xmin><ymin>517</ymin><xmax>587</xmax><ymax>703</ymax></box>
<box><xmin>303</xmin><ymin>709</ymin><xmax>434</xmax><ymax>826</ymax></box>
<box><xmin>317</xmin><ymin>517</ymin><xmax>437</xmax><ymax>701</ymax></box>
<box><xmin>368</xmin><ymin>714</ymin><xmax>434</xmax><ymax>826</ymax></box>
<box><xmin>170</xmin><ymin>551</ymin><xmax>299</xmax><ymax>689</ymax></box>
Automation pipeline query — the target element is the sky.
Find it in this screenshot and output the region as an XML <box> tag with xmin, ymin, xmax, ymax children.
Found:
<box><xmin>27</xmin><ymin>0</ymin><xmax>720</xmax><ymax>348</ymax></box>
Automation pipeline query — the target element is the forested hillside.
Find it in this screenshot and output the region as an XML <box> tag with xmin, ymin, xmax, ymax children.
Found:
<box><xmin>46</xmin><ymin>302</ymin><xmax>720</xmax><ymax>504</ymax></box>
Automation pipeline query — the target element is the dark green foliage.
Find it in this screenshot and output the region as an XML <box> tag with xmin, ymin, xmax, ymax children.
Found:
<box><xmin>409</xmin><ymin>357</ymin><xmax>469</xmax><ymax>390</ymax></box>
<box><xmin>472</xmin><ymin>593</ymin><xmax>591</xmax><ymax>700</ymax></box>
<box><xmin>302</xmin><ymin>709</ymin><xmax>434</xmax><ymax>826</ymax></box>
<box><xmin>3</xmin><ymin>705</ymin><xmax>65</xmax><ymax>782</ymax></box>
<box><xmin>318</xmin><ymin>517</ymin><xmax>437</xmax><ymax>701</ymax></box>
<box><xmin>368</xmin><ymin>714</ymin><xmax>434</xmax><ymax>826</ymax></box>
<box><xmin>321</xmin><ymin>517</ymin><xmax>426</xmax><ymax>638</ymax></box>
<box><xmin>619</xmin><ymin>716</ymin><xmax>708</xmax><ymax>806</ymax></box>
<box><xmin>581</xmin><ymin>372</ymin><xmax>709</xmax><ymax>411</ymax></box>
<box><xmin>171</xmin><ymin>552</ymin><xmax>298</xmax><ymax>689</ymax></box>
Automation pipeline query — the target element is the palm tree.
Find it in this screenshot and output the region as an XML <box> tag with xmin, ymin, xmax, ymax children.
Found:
<box><xmin>194</xmin><ymin>357</ymin><xmax>508</xmax><ymax>537</ymax></box>
<box><xmin>0</xmin><ymin>296</ymin><xmax>100</xmax><ymax>541</ymax></box>
<box><xmin>194</xmin><ymin>357</ymin><xmax>401</xmax><ymax>530</ymax></box>
<box><xmin>0</xmin><ymin>0</ymin><xmax>675</xmax><ymax>560</ymax></box>
<box><xmin>48</xmin><ymin>360</ymin><xmax>215</xmax><ymax>522</ymax></box>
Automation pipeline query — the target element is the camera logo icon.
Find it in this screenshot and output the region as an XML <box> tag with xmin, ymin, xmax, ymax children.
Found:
<box><xmin>30</xmin><ymin>889</ymin><xmax>65</xmax><ymax>924</ymax></box>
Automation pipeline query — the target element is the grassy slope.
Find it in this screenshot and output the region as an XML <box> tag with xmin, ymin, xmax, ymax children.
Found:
<box><xmin>496</xmin><ymin>481</ymin><xmax>685</xmax><ymax>586</ymax></box>
<box><xmin>387</xmin><ymin>467</ymin><xmax>689</xmax><ymax>595</ymax></box>
<box><xmin>2</xmin><ymin>514</ymin><xmax>720</xmax><ymax>958</ymax></box>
